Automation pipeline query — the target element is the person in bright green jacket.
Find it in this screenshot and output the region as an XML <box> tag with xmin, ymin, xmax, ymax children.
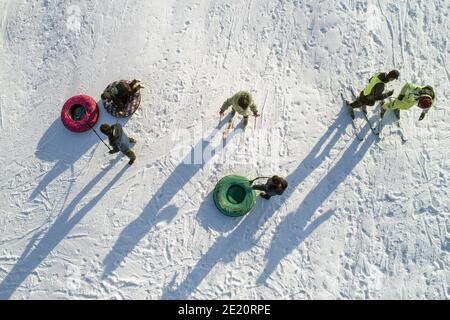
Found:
<box><xmin>220</xmin><ymin>91</ymin><xmax>260</xmax><ymax>128</ymax></box>
<box><xmin>381</xmin><ymin>84</ymin><xmax>435</xmax><ymax>120</ymax></box>
<box><xmin>347</xmin><ymin>70</ymin><xmax>399</xmax><ymax>119</ymax></box>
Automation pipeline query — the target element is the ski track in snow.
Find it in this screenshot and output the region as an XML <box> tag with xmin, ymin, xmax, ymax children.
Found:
<box><xmin>0</xmin><ymin>0</ymin><xmax>449</xmax><ymax>299</ymax></box>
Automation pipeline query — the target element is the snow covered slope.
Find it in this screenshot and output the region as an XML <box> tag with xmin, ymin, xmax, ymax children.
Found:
<box><xmin>0</xmin><ymin>0</ymin><xmax>449</xmax><ymax>299</ymax></box>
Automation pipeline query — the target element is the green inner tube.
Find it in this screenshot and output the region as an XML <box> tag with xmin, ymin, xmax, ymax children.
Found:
<box><xmin>213</xmin><ymin>175</ymin><xmax>256</xmax><ymax>217</ymax></box>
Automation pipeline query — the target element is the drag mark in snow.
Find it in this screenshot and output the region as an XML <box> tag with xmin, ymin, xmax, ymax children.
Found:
<box><xmin>119</xmin><ymin>0</ymin><xmax>130</xmax><ymax>23</ymax></box>
<box><xmin>377</xmin><ymin>0</ymin><xmax>396</xmax><ymax>66</ymax></box>
<box><xmin>403</xmin><ymin>146</ymin><xmax>435</xmax><ymax>221</ymax></box>
<box><xmin>222</xmin><ymin>9</ymin><xmax>237</xmax><ymax>69</ymax></box>
<box><xmin>246</xmin><ymin>0</ymin><xmax>253</xmax><ymax>24</ymax></box>
<box><xmin>397</xmin><ymin>6</ymin><xmax>405</xmax><ymax>65</ymax></box>
<box><xmin>0</xmin><ymin>95</ymin><xmax>5</xmax><ymax>130</ymax></box>
<box><xmin>439</xmin><ymin>53</ymin><xmax>450</xmax><ymax>84</ymax></box>
<box><xmin>260</xmin><ymin>90</ymin><xmax>269</xmax><ymax>128</ymax></box>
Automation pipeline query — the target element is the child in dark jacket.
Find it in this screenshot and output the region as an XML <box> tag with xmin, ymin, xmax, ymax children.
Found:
<box><xmin>100</xmin><ymin>123</ymin><xmax>137</xmax><ymax>165</ymax></box>
<box><xmin>252</xmin><ymin>175</ymin><xmax>288</xmax><ymax>200</ymax></box>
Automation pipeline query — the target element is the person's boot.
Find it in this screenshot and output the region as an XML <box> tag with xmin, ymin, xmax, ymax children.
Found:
<box><xmin>124</xmin><ymin>150</ymin><xmax>136</xmax><ymax>165</ymax></box>
<box><xmin>394</xmin><ymin>109</ymin><xmax>400</xmax><ymax>119</ymax></box>
<box><xmin>243</xmin><ymin>116</ymin><xmax>249</xmax><ymax>128</ymax></box>
<box><xmin>380</xmin><ymin>108</ymin><xmax>386</xmax><ymax>119</ymax></box>
<box><xmin>129</xmin><ymin>137</ymin><xmax>137</xmax><ymax>144</ymax></box>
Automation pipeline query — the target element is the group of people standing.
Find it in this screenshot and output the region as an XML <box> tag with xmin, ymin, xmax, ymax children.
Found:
<box><xmin>96</xmin><ymin>70</ymin><xmax>435</xmax><ymax>201</ymax></box>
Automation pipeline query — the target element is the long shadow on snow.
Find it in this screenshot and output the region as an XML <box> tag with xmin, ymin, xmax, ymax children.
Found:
<box><xmin>161</xmin><ymin>109</ymin><xmax>373</xmax><ymax>299</ymax></box>
<box><xmin>196</xmin><ymin>191</ymin><xmax>243</xmax><ymax>233</ymax></box>
<box><xmin>256</xmin><ymin>118</ymin><xmax>375</xmax><ymax>284</ymax></box>
<box><xmin>30</xmin><ymin>100</ymin><xmax>128</xmax><ymax>205</ymax></box>
<box><xmin>0</xmin><ymin>158</ymin><xmax>127</xmax><ymax>299</ymax></box>
<box><xmin>102</xmin><ymin>116</ymin><xmax>236</xmax><ymax>277</ymax></box>
<box><xmin>29</xmin><ymin>119</ymin><xmax>97</xmax><ymax>201</ymax></box>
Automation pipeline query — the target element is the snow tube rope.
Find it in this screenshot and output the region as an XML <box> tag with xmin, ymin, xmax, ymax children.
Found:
<box><xmin>61</xmin><ymin>95</ymin><xmax>99</xmax><ymax>133</ymax></box>
<box><xmin>213</xmin><ymin>175</ymin><xmax>256</xmax><ymax>217</ymax></box>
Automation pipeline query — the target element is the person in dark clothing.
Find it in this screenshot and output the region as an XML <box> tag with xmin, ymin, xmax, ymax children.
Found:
<box><xmin>251</xmin><ymin>175</ymin><xmax>288</xmax><ymax>200</ymax></box>
<box><xmin>100</xmin><ymin>123</ymin><xmax>137</xmax><ymax>165</ymax></box>
<box><xmin>347</xmin><ymin>70</ymin><xmax>400</xmax><ymax>119</ymax></box>
<box><xmin>101</xmin><ymin>79</ymin><xmax>144</xmax><ymax>116</ymax></box>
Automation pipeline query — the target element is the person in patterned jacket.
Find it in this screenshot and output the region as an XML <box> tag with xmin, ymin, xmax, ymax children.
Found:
<box><xmin>100</xmin><ymin>123</ymin><xmax>137</xmax><ymax>165</ymax></box>
<box><xmin>101</xmin><ymin>79</ymin><xmax>144</xmax><ymax>116</ymax></box>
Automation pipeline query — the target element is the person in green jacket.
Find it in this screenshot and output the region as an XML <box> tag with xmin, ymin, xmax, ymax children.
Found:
<box><xmin>219</xmin><ymin>91</ymin><xmax>260</xmax><ymax>128</ymax></box>
<box><xmin>348</xmin><ymin>70</ymin><xmax>400</xmax><ymax>119</ymax></box>
<box><xmin>381</xmin><ymin>84</ymin><xmax>435</xmax><ymax>120</ymax></box>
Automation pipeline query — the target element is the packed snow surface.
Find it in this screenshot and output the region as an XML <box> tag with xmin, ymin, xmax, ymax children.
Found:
<box><xmin>0</xmin><ymin>0</ymin><xmax>449</xmax><ymax>299</ymax></box>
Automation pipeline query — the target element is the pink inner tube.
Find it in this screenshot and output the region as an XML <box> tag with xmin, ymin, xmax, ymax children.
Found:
<box><xmin>61</xmin><ymin>95</ymin><xmax>99</xmax><ymax>133</ymax></box>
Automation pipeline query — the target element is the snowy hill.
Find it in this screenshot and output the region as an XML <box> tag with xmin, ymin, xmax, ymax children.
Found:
<box><xmin>0</xmin><ymin>0</ymin><xmax>449</xmax><ymax>299</ymax></box>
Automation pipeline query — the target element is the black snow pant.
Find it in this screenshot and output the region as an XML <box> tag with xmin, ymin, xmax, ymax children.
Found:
<box><xmin>349</xmin><ymin>92</ymin><xmax>376</xmax><ymax>111</ymax></box>
<box><xmin>349</xmin><ymin>95</ymin><xmax>374</xmax><ymax>110</ymax></box>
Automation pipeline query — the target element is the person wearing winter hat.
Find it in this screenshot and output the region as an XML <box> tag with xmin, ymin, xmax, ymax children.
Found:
<box><xmin>100</xmin><ymin>123</ymin><xmax>137</xmax><ymax>165</ymax></box>
<box><xmin>381</xmin><ymin>84</ymin><xmax>435</xmax><ymax>121</ymax></box>
<box><xmin>347</xmin><ymin>70</ymin><xmax>400</xmax><ymax>119</ymax></box>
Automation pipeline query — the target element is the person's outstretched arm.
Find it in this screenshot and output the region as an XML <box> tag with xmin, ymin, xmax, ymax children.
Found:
<box><xmin>250</xmin><ymin>102</ymin><xmax>259</xmax><ymax>116</ymax></box>
<box><xmin>419</xmin><ymin>108</ymin><xmax>431</xmax><ymax>121</ymax></box>
<box><xmin>220</xmin><ymin>94</ymin><xmax>236</xmax><ymax>114</ymax></box>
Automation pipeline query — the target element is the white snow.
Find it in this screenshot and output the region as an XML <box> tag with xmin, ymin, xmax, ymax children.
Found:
<box><xmin>0</xmin><ymin>0</ymin><xmax>449</xmax><ymax>299</ymax></box>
